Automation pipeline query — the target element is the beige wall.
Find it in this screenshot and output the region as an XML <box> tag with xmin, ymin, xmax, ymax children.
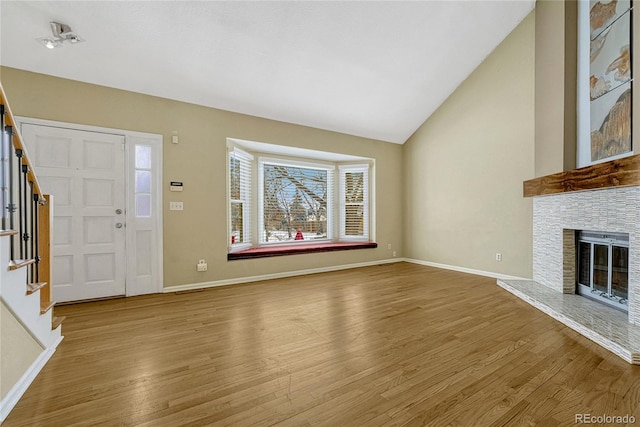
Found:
<box><xmin>534</xmin><ymin>0</ymin><xmax>577</xmax><ymax>177</ymax></box>
<box><xmin>0</xmin><ymin>67</ymin><xmax>403</xmax><ymax>287</ymax></box>
<box><xmin>1</xmin><ymin>302</ymin><xmax>43</xmax><ymax>399</ymax></box>
<box><xmin>402</xmin><ymin>11</ymin><xmax>535</xmax><ymax>278</ymax></box>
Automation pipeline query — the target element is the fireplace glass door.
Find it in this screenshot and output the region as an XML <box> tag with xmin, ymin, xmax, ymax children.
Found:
<box><xmin>576</xmin><ymin>231</ymin><xmax>629</xmax><ymax>312</ymax></box>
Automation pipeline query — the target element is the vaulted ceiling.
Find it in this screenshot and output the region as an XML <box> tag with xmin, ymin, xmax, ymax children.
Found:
<box><xmin>0</xmin><ymin>1</ymin><xmax>535</xmax><ymax>144</ymax></box>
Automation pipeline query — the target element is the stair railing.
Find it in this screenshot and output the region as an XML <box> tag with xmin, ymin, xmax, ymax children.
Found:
<box><xmin>0</xmin><ymin>83</ymin><xmax>52</xmax><ymax>307</ymax></box>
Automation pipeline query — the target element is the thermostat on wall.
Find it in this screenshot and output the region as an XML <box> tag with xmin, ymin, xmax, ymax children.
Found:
<box><xmin>170</xmin><ymin>181</ymin><xmax>183</xmax><ymax>192</ymax></box>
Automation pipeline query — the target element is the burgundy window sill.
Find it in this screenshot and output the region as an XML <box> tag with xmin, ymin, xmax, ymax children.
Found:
<box><xmin>227</xmin><ymin>241</ymin><xmax>378</xmax><ymax>260</ymax></box>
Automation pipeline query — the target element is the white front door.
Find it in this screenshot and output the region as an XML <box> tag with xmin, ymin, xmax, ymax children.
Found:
<box><xmin>21</xmin><ymin>124</ymin><xmax>126</xmax><ymax>302</ymax></box>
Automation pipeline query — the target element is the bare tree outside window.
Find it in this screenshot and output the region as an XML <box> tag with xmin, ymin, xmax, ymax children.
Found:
<box><xmin>263</xmin><ymin>164</ymin><xmax>328</xmax><ymax>242</ymax></box>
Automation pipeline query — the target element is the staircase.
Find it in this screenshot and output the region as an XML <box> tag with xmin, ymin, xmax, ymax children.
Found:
<box><xmin>1</xmin><ymin>232</ymin><xmax>63</xmax><ymax>348</ymax></box>
<box><xmin>0</xmin><ymin>84</ymin><xmax>63</xmax><ymax>421</ymax></box>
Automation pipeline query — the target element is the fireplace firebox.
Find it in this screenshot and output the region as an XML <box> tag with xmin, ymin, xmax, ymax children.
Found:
<box><xmin>577</xmin><ymin>231</ymin><xmax>629</xmax><ymax>312</ymax></box>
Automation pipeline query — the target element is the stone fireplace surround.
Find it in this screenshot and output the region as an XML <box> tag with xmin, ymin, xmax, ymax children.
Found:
<box><xmin>499</xmin><ymin>186</ymin><xmax>640</xmax><ymax>364</ymax></box>
<box><xmin>532</xmin><ymin>186</ymin><xmax>639</xmax><ymax>325</ymax></box>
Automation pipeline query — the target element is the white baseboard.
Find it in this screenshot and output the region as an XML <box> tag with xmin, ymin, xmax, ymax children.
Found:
<box><xmin>403</xmin><ymin>258</ymin><xmax>530</xmax><ymax>281</ymax></box>
<box><xmin>0</xmin><ymin>335</ymin><xmax>63</xmax><ymax>423</ymax></box>
<box><xmin>164</xmin><ymin>258</ymin><xmax>403</xmax><ymax>293</ymax></box>
<box><xmin>163</xmin><ymin>257</ymin><xmax>528</xmax><ymax>294</ymax></box>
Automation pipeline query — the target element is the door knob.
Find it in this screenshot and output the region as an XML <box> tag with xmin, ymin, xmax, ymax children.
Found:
<box><xmin>115</xmin><ymin>223</ymin><xmax>123</xmax><ymax>229</ymax></box>
<box><xmin>115</xmin><ymin>209</ymin><xmax>123</xmax><ymax>215</ymax></box>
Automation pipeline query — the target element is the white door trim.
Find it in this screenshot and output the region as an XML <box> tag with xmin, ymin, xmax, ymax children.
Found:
<box><xmin>15</xmin><ymin>116</ymin><xmax>164</xmax><ymax>296</ymax></box>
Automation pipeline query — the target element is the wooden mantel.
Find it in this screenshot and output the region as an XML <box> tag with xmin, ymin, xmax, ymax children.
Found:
<box><xmin>523</xmin><ymin>154</ymin><xmax>640</xmax><ymax>197</ymax></box>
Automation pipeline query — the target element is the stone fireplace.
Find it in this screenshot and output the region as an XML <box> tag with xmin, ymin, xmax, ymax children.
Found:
<box><xmin>499</xmin><ymin>183</ymin><xmax>640</xmax><ymax>364</ymax></box>
<box><xmin>531</xmin><ymin>186</ymin><xmax>639</xmax><ymax>326</ymax></box>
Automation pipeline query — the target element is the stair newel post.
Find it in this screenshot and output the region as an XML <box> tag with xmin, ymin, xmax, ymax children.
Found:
<box><xmin>38</xmin><ymin>194</ymin><xmax>52</xmax><ymax>306</ymax></box>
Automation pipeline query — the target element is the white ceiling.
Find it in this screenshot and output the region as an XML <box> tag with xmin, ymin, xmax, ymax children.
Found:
<box><xmin>0</xmin><ymin>1</ymin><xmax>534</xmax><ymax>144</ymax></box>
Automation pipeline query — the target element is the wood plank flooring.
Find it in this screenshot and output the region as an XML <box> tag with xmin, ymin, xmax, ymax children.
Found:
<box><xmin>5</xmin><ymin>262</ymin><xmax>640</xmax><ymax>426</ymax></box>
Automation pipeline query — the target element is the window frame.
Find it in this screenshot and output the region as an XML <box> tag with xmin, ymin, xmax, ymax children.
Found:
<box><xmin>338</xmin><ymin>164</ymin><xmax>370</xmax><ymax>242</ymax></box>
<box><xmin>228</xmin><ymin>147</ymin><xmax>254</xmax><ymax>253</ymax></box>
<box><xmin>134</xmin><ymin>145</ymin><xmax>153</xmax><ymax>218</ymax></box>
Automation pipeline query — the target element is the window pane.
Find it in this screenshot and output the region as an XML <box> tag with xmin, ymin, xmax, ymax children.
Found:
<box><xmin>345</xmin><ymin>172</ymin><xmax>364</xmax><ymax>203</ymax></box>
<box><xmin>612</xmin><ymin>245</ymin><xmax>628</xmax><ymax>300</ymax></box>
<box><xmin>230</xmin><ymin>157</ymin><xmax>240</xmax><ymax>200</ymax></box>
<box><xmin>136</xmin><ymin>170</ymin><xmax>151</xmax><ymax>193</ymax></box>
<box><xmin>262</xmin><ymin>164</ymin><xmax>327</xmax><ymax>242</ymax></box>
<box><xmin>231</xmin><ymin>202</ymin><xmax>244</xmax><ymax>243</ymax></box>
<box><xmin>344</xmin><ymin>204</ymin><xmax>364</xmax><ymax>235</ymax></box>
<box><xmin>135</xmin><ymin>145</ymin><xmax>151</xmax><ymax>169</ymax></box>
<box><xmin>593</xmin><ymin>244</ymin><xmax>609</xmax><ymax>293</ymax></box>
<box><xmin>577</xmin><ymin>242</ymin><xmax>591</xmax><ymax>285</ymax></box>
<box><xmin>136</xmin><ymin>194</ymin><xmax>151</xmax><ymax>217</ymax></box>
<box><xmin>228</xmin><ymin>149</ymin><xmax>253</xmax><ymax>249</ymax></box>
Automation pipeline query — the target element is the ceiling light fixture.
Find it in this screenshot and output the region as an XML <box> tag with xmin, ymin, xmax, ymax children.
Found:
<box><xmin>40</xmin><ymin>38</ymin><xmax>61</xmax><ymax>49</ymax></box>
<box><xmin>37</xmin><ymin>21</ymin><xmax>84</xmax><ymax>49</ymax></box>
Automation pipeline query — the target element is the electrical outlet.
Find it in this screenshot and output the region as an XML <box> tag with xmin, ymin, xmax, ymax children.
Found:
<box><xmin>387</xmin><ymin>243</ymin><xmax>392</xmax><ymax>250</ymax></box>
<box><xmin>197</xmin><ymin>259</ymin><xmax>207</xmax><ymax>272</ymax></box>
<box><xmin>495</xmin><ymin>253</ymin><xmax>502</xmax><ymax>261</ymax></box>
<box><xmin>393</xmin><ymin>251</ymin><xmax>397</xmax><ymax>257</ymax></box>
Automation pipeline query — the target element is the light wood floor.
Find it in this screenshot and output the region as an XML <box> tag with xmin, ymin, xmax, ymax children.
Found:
<box><xmin>5</xmin><ymin>262</ymin><xmax>640</xmax><ymax>426</ymax></box>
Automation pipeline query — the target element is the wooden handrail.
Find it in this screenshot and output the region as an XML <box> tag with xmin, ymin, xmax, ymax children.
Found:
<box><xmin>0</xmin><ymin>83</ymin><xmax>44</xmax><ymax>198</ymax></box>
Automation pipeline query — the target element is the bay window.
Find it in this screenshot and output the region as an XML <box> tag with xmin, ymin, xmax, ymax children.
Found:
<box><xmin>227</xmin><ymin>139</ymin><xmax>373</xmax><ymax>254</ymax></box>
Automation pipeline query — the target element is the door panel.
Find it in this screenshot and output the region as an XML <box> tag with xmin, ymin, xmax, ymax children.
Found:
<box><xmin>21</xmin><ymin>124</ymin><xmax>126</xmax><ymax>302</ymax></box>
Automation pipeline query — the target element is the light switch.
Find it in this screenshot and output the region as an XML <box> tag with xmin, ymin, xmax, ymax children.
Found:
<box><xmin>169</xmin><ymin>202</ymin><xmax>183</xmax><ymax>211</ymax></box>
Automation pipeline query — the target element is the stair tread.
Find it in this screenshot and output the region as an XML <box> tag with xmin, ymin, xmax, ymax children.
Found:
<box><xmin>0</xmin><ymin>229</ymin><xmax>18</xmax><ymax>237</ymax></box>
<box><xmin>26</xmin><ymin>282</ymin><xmax>48</xmax><ymax>295</ymax></box>
<box><xmin>9</xmin><ymin>259</ymin><xmax>36</xmax><ymax>270</ymax></box>
<box><xmin>40</xmin><ymin>300</ymin><xmax>55</xmax><ymax>314</ymax></box>
<box><xmin>51</xmin><ymin>316</ymin><xmax>65</xmax><ymax>330</ymax></box>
